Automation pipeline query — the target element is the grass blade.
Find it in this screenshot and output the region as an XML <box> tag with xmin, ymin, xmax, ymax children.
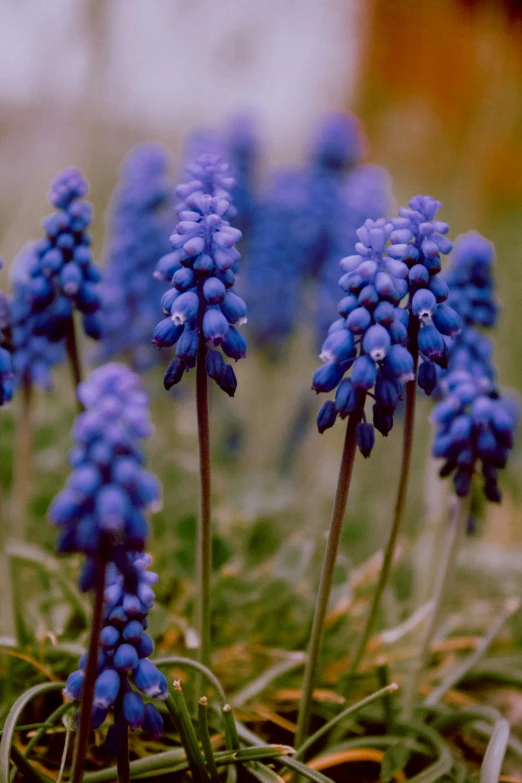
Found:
<box><xmin>199</xmin><ymin>697</ymin><xmax>220</xmax><ymax>783</ymax></box>
<box><xmin>167</xmin><ymin>681</ymin><xmax>209</xmax><ymax>782</ymax></box>
<box><xmin>480</xmin><ymin>719</ymin><xmax>510</xmax><ymax>783</ymax></box>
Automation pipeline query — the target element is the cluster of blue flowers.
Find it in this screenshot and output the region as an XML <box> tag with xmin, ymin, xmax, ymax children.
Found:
<box><xmin>26</xmin><ymin>169</ymin><xmax>103</xmax><ymax>343</ymax></box>
<box><xmin>244</xmin><ymin>113</ymin><xmax>391</xmax><ymax>352</ymax></box>
<box><xmin>388</xmin><ymin>196</ymin><xmax>461</xmax><ymax>396</ymax></box>
<box><xmin>313</xmin><ymin>195</ymin><xmax>461</xmax><ymax>457</ymax></box>
<box><xmin>432</xmin><ymin>232</ymin><xmax>516</xmax><ymax>501</ymax></box>
<box><xmin>48</xmin><ymin>363</ymin><xmax>161</xmax><ymax>588</ymax></box>
<box><xmin>0</xmin><ymin>262</ymin><xmax>13</xmax><ymax>405</ymax></box>
<box><xmin>9</xmin><ymin>244</ymin><xmax>65</xmax><ymax>389</ymax></box>
<box><xmin>97</xmin><ymin>146</ymin><xmax>174</xmax><ymax>371</ymax></box>
<box><xmin>313</xmin><ymin>218</ymin><xmax>414</xmax><ymax>455</ymax></box>
<box><xmin>153</xmin><ymin>154</ymin><xmax>247</xmax><ymax>396</ymax></box>
<box><xmin>64</xmin><ymin>555</ymin><xmax>167</xmax><ymax>743</ymax></box>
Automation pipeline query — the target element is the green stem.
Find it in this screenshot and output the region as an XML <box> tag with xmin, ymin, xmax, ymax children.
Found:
<box><xmin>69</xmin><ymin>561</ymin><xmax>106</xmax><ymax>783</ymax></box>
<box><xmin>342</xmin><ymin>323</ymin><xmax>419</xmax><ymax>697</ymax></box>
<box><xmin>402</xmin><ymin>495</ymin><xmax>470</xmax><ymax>719</ymax></box>
<box><xmin>65</xmin><ymin>316</ymin><xmax>85</xmax><ymax>412</ymax></box>
<box><xmin>167</xmin><ymin>683</ymin><xmax>208</xmax><ymax>783</ymax></box>
<box><xmin>294</xmin><ymin>411</ymin><xmax>360</xmax><ymax>749</ymax></box>
<box><xmin>196</xmin><ymin>335</ymin><xmax>211</xmax><ymax>670</ymax></box>
<box><xmin>12</xmin><ymin>373</ymin><xmax>32</xmax><ymax>540</ymax></box>
<box><xmin>198</xmin><ymin>698</ymin><xmax>220</xmax><ymax>783</ymax></box>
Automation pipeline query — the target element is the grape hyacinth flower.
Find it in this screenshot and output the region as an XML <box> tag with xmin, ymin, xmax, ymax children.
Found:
<box><xmin>445</xmin><ymin>231</ymin><xmax>497</xmax><ymax>328</ymax></box>
<box><xmin>50</xmin><ymin>362</ymin><xmax>161</xmax><ymax>778</ymax></box>
<box><xmin>9</xmin><ymin>244</ymin><xmax>65</xmax><ymax>389</ymax></box>
<box><xmin>49</xmin><ymin>362</ymin><xmax>160</xmax><ymax>586</ymax></box>
<box><xmin>153</xmin><ymin>154</ymin><xmax>247</xmax><ymax>396</ymax></box>
<box><xmin>97</xmin><ymin>145</ymin><xmax>174</xmax><ymax>371</ymax></box>
<box><xmin>432</xmin><ymin>366</ymin><xmax>516</xmax><ymax>501</ymax></box>
<box><xmin>312</xmin><ymin>217</ymin><xmax>414</xmax><ymax>456</ymax></box>
<box><xmin>64</xmin><ymin>555</ymin><xmax>167</xmax><ymax>745</ymax></box>
<box><xmin>388</xmin><ymin>195</ymin><xmax>461</xmax><ymax>396</ymax></box>
<box><xmin>27</xmin><ymin>169</ymin><xmax>103</xmax><ymax>347</ymax></box>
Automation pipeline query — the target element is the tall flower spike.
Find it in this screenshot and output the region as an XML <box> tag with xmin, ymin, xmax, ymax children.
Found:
<box><xmin>388</xmin><ymin>195</ymin><xmax>461</xmax><ymax>396</ymax></box>
<box><xmin>0</xmin><ymin>260</ymin><xmax>14</xmax><ymax>405</ymax></box>
<box><xmin>153</xmin><ymin>154</ymin><xmax>247</xmax><ymax>396</ymax></box>
<box><xmin>48</xmin><ymin>362</ymin><xmax>160</xmax><ymax>590</ymax></box>
<box><xmin>9</xmin><ymin>244</ymin><xmax>65</xmax><ymax>389</ymax></box>
<box><xmin>27</xmin><ymin>168</ymin><xmax>103</xmax><ymax>343</ymax></box>
<box><xmin>97</xmin><ymin>145</ymin><xmax>174</xmax><ymax>371</ymax></box>
<box><xmin>64</xmin><ymin>554</ymin><xmax>167</xmax><ymax>743</ymax></box>
<box><xmin>312</xmin><ymin>218</ymin><xmax>414</xmax><ymax>457</ymax></box>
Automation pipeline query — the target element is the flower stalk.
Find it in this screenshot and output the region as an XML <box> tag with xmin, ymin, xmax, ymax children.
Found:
<box><xmin>196</xmin><ymin>334</ymin><xmax>212</xmax><ymax>669</ymax></box>
<box><xmin>65</xmin><ymin>316</ymin><xmax>85</xmax><ymax>411</ymax></box>
<box><xmin>294</xmin><ymin>411</ymin><xmax>361</xmax><ymax>749</ymax></box>
<box><xmin>70</xmin><ymin>560</ymin><xmax>106</xmax><ymax>783</ymax></box>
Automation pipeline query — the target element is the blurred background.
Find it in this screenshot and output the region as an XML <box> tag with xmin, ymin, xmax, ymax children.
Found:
<box><xmin>1</xmin><ymin>0</ymin><xmax>522</xmax><ymax>662</ymax></box>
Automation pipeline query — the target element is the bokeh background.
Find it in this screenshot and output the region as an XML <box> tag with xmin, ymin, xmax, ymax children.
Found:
<box><xmin>1</xmin><ymin>0</ymin><xmax>522</xmax><ymax>671</ymax></box>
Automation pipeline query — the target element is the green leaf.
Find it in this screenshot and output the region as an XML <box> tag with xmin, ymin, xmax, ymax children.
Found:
<box><xmin>380</xmin><ymin>742</ymin><xmax>412</xmax><ymax>783</ymax></box>
<box><xmin>480</xmin><ymin>719</ymin><xmax>510</xmax><ymax>783</ymax></box>
<box><xmin>0</xmin><ymin>681</ymin><xmax>64</xmax><ymax>783</ymax></box>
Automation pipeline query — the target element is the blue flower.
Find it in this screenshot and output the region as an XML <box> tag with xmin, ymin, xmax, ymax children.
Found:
<box><xmin>49</xmin><ymin>363</ymin><xmax>160</xmax><ymax>584</ymax></box>
<box><xmin>9</xmin><ymin>244</ymin><xmax>65</xmax><ymax>389</ymax></box>
<box><xmin>97</xmin><ymin>145</ymin><xmax>174</xmax><ymax>371</ymax></box>
<box><xmin>64</xmin><ymin>554</ymin><xmax>166</xmax><ymax>742</ymax></box>
<box><xmin>444</xmin><ymin>231</ymin><xmax>498</xmax><ymax>328</ymax></box>
<box><xmin>154</xmin><ymin>154</ymin><xmax>247</xmax><ymax>395</ymax></box>
<box><xmin>313</xmin><ymin>218</ymin><xmax>413</xmax><ymax>455</ymax></box>
<box><xmin>28</xmin><ymin>169</ymin><xmax>103</xmax><ymax>342</ymax></box>
<box><xmin>432</xmin><ymin>366</ymin><xmax>517</xmax><ymax>501</ymax></box>
<box><xmin>0</xmin><ymin>265</ymin><xmax>14</xmax><ymax>405</ymax></box>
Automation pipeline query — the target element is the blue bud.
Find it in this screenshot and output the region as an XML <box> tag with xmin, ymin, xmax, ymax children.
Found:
<box><xmin>91</xmin><ymin>707</ymin><xmax>108</xmax><ymax>730</ymax></box>
<box><xmin>203</xmin><ymin>276</ymin><xmax>226</xmax><ymax>304</ymax></box>
<box><xmin>316</xmin><ymin>400</ymin><xmax>337</xmax><ymax>433</ymax></box>
<box><xmin>427</xmin><ymin>275</ymin><xmax>449</xmax><ymax>302</ymax></box>
<box><xmin>375</xmin><ymin>271</ymin><xmax>398</xmax><ymax>301</ymax></box>
<box><xmin>449</xmin><ymin>415</ymin><xmax>473</xmax><ymax>444</ymax></box>
<box><xmin>203</xmin><ymin>308</ymin><xmax>229</xmax><ymax>346</ymax></box>
<box><xmin>418</xmin><ymin>324</ymin><xmax>445</xmax><ymax>360</ymax></box>
<box><xmin>122</xmin><ymin>619</ymin><xmax>144</xmax><ymax>643</ymax></box>
<box><xmin>48</xmin><ymin>489</ymin><xmax>82</xmax><ymax>527</ymax></box>
<box><xmin>384</xmin><ymin>345</ymin><xmax>415</xmax><ymax>382</ymax></box>
<box><xmin>362</xmin><ymin>324</ymin><xmax>391</xmax><ymax>362</ymax></box>
<box><xmin>93</xmin><ymin>669</ymin><xmax>121</xmax><ymax>709</ymax></box>
<box><xmin>319</xmin><ymin>330</ymin><xmax>354</xmax><ymax>364</ymax></box>
<box><xmin>67</xmin><ymin>465</ymin><xmax>101</xmax><ymax>498</ymax></box>
<box><xmin>218</xmin><ymin>364</ymin><xmax>237</xmax><ymax>397</ymax></box>
<box><xmin>152</xmin><ymin>318</ymin><xmax>183</xmax><ymax>348</ymax></box>
<box><xmin>172</xmin><ymin>267</ymin><xmax>196</xmax><ymax>292</ymax></box>
<box><xmin>358</xmin><ymin>285</ymin><xmax>379</xmax><ymax>310</ymax></box>
<box><xmin>136</xmin><ymin>633</ymin><xmax>155</xmax><ymax>658</ymax></box>
<box><xmin>375</xmin><ymin>375</ymin><xmax>398</xmax><ymax>411</ymax></box>
<box><xmin>411</xmin><ymin>289</ymin><xmax>437</xmax><ymax>319</ymax></box>
<box><xmin>432</xmin><ymin>303</ymin><xmax>461</xmax><ymax>337</ymax></box>
<box><xmin>96</xmin><ymin>485</ymin><xmax>129</xmax><ymax>533</ymax></box>
<box><xmin>161</xmin><ymin>288</ymin><xmax>179</xmax><ymax>315</ymax></box>
<box><xmin>312</xmin><ymin>362</ymin><xmax>344</xmax><ymax>393</ymax></box>
<box><xmin>83</xmin><ymin>312</ymin><xmax>103</xmax><ymax>340</ymax></box>
<box><xmin>114</xmin><ymin>643</ymin><xmax>139</xmax><ymax>673</ymax></box>
<box><xmin>409</xmin><ymin>264</ymin><xmax>429</xmax><ymax>288</ymax></box>
<box><xmin>356</xmin><ymin>422</ymin><xmax>375</xmax><ymax>458</ymax></box>
<box><xmin>132</xmin><ymin>659</ymin><xmax>168</xmax><ymax>699</ymax></box>
<box><xmin>142</xmin><ymin>703</ymin><xmax>164</xmax><ymax>738</ymax></box>
<box><xmin>100</xmin><ymin>625</ymin><xmax>120</xmax><ymax>649</ymax></box>
<box><xmin>346</xmin><ymin>307</ymin><xmax>371</xmax><ymax>334</ymax></box>
<box><xmin>351</xmin><ymin>356</ymin><xmax>376</xmax><ymax>390</ymax></box>
<box><xmin>171</xmin><ymin>291</ymin><xmax>199</xmax><ymax>325</ymax></box>
<box><xmin>417</xmin><ymin>360</ymin><xmax>438</xmax><ymax>395</ymax></box>
<box><xmin>105</xmin><ymin>724</ymin><xmax>126</xmax><ymax>757</ymax></box>
<box><xmin>194</xmin><ymin>253</ymin><xmax>215</xmax><ymax>274</ymax></box>
<box><xmin>155</xmin><ymin>252</ymin><xmax>182</xmax><ymax>281</ymax></box>
<box><xmin>373</xmin><ymin>403</ymin><xmax>393</xmax><ymax>437</ymax></box>
<box><xmin>59</xmin><ymin>263</ymin><xmax>83</xmax><ymax>296</ymax></box>
<box><xmin>338</xmin><ymin>295</ymin><xmax>358</xmax><ymax>318</ymax></box>
<box><xmin>64</xmin><ymin>670</ymin><xmax>84</xmax><ymax>700</ymax></box>
<box><xmin>373</xmin><ymin>301</ymin><xmax>395</xmax><ymax>326</ymax></box>
<box><xmin>205</xmin><ymin>349</ymin><xmax>226</xmax><ymax>380</ymax></box>
<box><xmin>164</xmin><ymin>358</ymin><xmax>185</xmax><ymax>389</ymax></box>
<box><xmin>176</xmin><ymin>328</ymin><xmax>199</xmax><ymax>367</ymax></box>
<box><xmin>454</xmin><ymin>468</ymin><xmax>472</xmax><ymax>497</ymax></box>
<box><xmin>222</xmin><ymin>325</ymin><xmax>247</xmax><ymax>360</ymax></box>
<box><xmin>335</xmin><ymin>378</ymin><xmax>364</xmax><ymax>417</ymax></box>
<box><xmin>123</xmin><ymin>690</ymin><xmax>145</xmax><ymax>729</ymax></box>
<box><xmin>220</xmin><ymin>292</ymin><xmax>247</xmax><ymax>325</ymax></box>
